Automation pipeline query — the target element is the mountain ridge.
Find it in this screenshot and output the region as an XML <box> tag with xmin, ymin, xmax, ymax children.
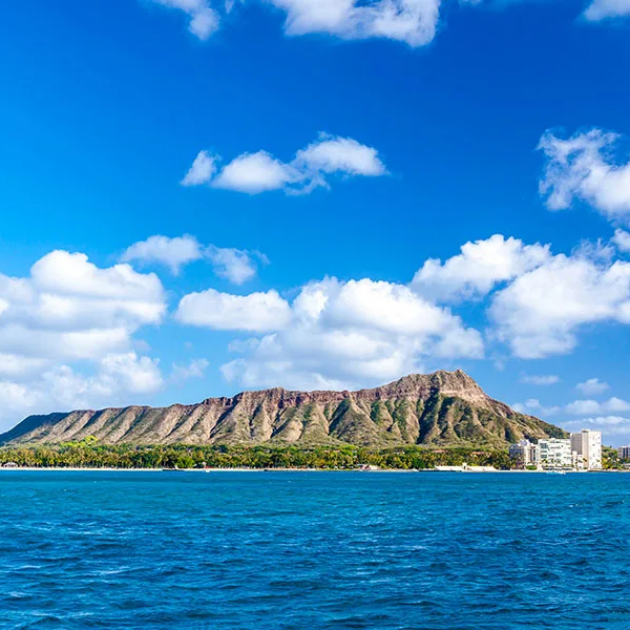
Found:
<box><xmin>0</xmin><ymin>370</ymin><xmax>567</xmax><ymax>447</ymax></box>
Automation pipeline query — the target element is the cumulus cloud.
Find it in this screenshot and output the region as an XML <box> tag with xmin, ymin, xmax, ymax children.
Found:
<box><xmin>512</xmin><ymin>396</ymin><xmax>630</xmax><ymax>422</ymax></box>
<box><xmin>613</xmin><ymin>229</ymin><xmax>630</xmax><ymax>254</ymax></box>
<box><xmin>149</xmin><ymin>0</ymin><xmax>219</xmax><ymax>40</ymax></box>
<box><xmin>176</xmin><ymin>289</ymin><xmax>292</xmax><ymax>332</ymax></box>
<box><xmin>181</xmin><ymin>150</ymin><xmax>219</xmax><ymax>186</ymax></box>
<box><xmin>0</xmin><ymin>251</ymin><xmax>166</xmax><ymax>361</ymax></box>
<box><xmin>0</xmin><ymin>352</ymin><xmax>163</xmax><ymax>424</ymax></box>
<box><xmin>122</xmin><ymin>235</ymin><xmax>266</xmax><ymax>283</ymax></box>
<box><xmin>122</xmin><ymin>234</ymin><xmax>203</xmax><ymax>275</ymax></box>
<box><xmin>410</xmin><ymin>233</ymin><xmax>630</xmax><ymax>360</ymax></box>
<box><xmin>164</xmin><ymin>232</ymin><xmax>630</xmax><ymax>390</ymax></box>
<box><xmin>204</xmin><ymin>277</ymin><xmax>483</xmax><ymax>390</ymax></box>
<box><xmin>149</xmin><ymin>0</ymin><xmax>441</xmax><ymax>46</ymax></box>
<box><xmin>583</xmin><ymin>0</ymin><xmax>630</xmax><ymax>21</ymax></box>
<box><xmin>489</xmin><ymin>252</ymin><xmax>630</xmax><ymax>358</ymax></box>
<box><xmin>512</xmin><ymin>399</ymin><xmax>561</xmax><ymax>417</ymax></box>
<box><xmin>294</xmin><ymin>135</ymin><xmax>388</xmax><ymax>177</ymax></box>
<box><xmin>538</xmin><ymin>128</ymin><xmax>630</xmax><ymax>222</ymax></box>
<box><xmin>576</xmin><ymin>377</ymin><xmax>610</xmax><ymax>396</ymax></box>
<box><xmin>520</xmin><ymin>374</ymin><xmax>560</xmax><ymax>386</ymax></box>
<box><xmin>412</xmin><ymin>234</ymin><xmax>550</xmax><ymax>302</ymax></box>
<box><xmin>565</xmin><ymin>397</ymin><xmax>630</xmax><ymax>415</ymax></box>
<box><xmin>561</xmin><ymin>415</ymin><xmax>630</xmax><ymax>445</ymax></box>
<box><xmin>170</xmin><ymin>358</ymin><xmax>210</xmax><ymax>382</ymax></box>
<box><xmin>205</xmin><ymin>246</ymin><xmax>262</xmax><ymax>284</ymax></box>
<box><xmin>212</xmin><ymin>151</ymin><xmax>298</xmax><ymax>194</ymax></box>
<box><xmin>0</xmin><ymin>252</ymin><xmax>167</xmax><ymax>431</ymax></box>
<box><xmin>182</xmin><ymin>133</ymin><xmax>387</xmax><ymax>195</ymax></box>
<box><xmin>270</xmin><ymin>0</ymin><xmax>441</xmax><ymax>47</ymax></box>
<box><xmin>144</xmin><ymin>0</ymin><xmax>630</xmax><ymax>49</ymax></box>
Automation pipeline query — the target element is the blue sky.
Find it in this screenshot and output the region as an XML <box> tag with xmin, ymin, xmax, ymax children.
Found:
<box><xmin>1</xmin><ymin>0</ymin><xmax>630</xmax><ymax>443</ymax></box>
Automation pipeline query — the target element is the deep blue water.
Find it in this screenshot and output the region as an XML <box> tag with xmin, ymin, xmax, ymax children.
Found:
<box><xmin>1</xmin><ymin>471</ymin><xmax>630</xmax><ymax>629</ymax></box>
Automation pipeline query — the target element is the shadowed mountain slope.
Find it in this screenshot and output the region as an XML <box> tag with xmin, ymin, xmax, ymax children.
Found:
<box><xmin>0</xmin><ymin>370</ymin><xmax>567</xmax><ymax>447</ymax></box>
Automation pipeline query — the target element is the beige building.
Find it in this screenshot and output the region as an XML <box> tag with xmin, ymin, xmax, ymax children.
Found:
<box><xmin>571</xmin><ymin>430</ymin><xmax>602</xmax><ymax>470</ymax></box>
<box><xmin>508</xmin><ymin>439</ymin><xmax>538</xmax><ymax>466</ymax></box>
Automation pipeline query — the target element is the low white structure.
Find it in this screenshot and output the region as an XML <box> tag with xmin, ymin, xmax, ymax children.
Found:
<box><xmin>537</xmin><ymin>438</ymin><xmax>573</xmax><ymax>469</ymax></box>
<box><xmin>435</xmin><ymin>465</ymin><xmax>497</xmax><ymax>472</ymax></box>
<box><xmin>571</xmin><ymin>430</ymin><xmax>602</xmax><ymax>470</ymax></box>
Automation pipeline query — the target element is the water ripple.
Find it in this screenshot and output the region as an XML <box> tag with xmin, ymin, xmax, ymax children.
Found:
<box><xmin>1</xmin><ymin>471</ymin><xmax>630</xmax><ymax>629</ymax></box>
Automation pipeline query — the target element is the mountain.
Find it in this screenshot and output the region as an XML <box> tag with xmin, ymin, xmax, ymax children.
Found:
<box><xmin>0</xmin><ymin>370</ymin><xmax>567</xmax><ymax>448</ymax></box>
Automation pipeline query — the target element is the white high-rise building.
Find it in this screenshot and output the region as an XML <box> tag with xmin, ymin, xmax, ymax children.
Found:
<box><xmin>537</xmin><ymin>438</ymin><xmax>572</xmax><ymax>468</ymax></box>
<box><xmin>571</xmin><ymin>430</ymin><xmax>602</xmax><ymax>470</ymax></box>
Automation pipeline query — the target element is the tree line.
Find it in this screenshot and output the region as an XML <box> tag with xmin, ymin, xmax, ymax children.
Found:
<box><xmin>0</xmin><ymin>440</ymin><xmax>514</xmax><ymax>470</ymax></box>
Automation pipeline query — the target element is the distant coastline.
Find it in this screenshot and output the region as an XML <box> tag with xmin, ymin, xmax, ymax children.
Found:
<box><xmin>0</xmin><ymin>466</ymin><xmax>618</xmax><ymax>473</ymax></box>
<box><xmin>1</xmin><ymin>440</ymin><xmax>625</xmax><ymax>471</ymax></box>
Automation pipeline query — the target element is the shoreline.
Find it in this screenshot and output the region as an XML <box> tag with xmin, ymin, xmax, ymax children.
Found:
<box><xmin>0</xmin><ymin>467</ymin><xmax>618</xmax><ymax>473</ymax></box>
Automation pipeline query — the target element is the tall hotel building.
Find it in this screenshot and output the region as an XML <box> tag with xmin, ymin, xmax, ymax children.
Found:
<box><xmin>570</xmin><ymin>430</ymin><xmax>602</xmax><ymax>470</ymax></box>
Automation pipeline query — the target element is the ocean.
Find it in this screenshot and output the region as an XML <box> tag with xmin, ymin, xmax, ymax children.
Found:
<box><xmin>1</xmin><ymin>471</ymin><xmax>629</xmax><ymax>629</ymax></box>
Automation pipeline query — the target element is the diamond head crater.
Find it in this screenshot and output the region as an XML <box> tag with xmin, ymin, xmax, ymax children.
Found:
<box><xmin>0</xmin><ymin>371</ymin><xmax>569</xmax><ymax>470</ymax></box>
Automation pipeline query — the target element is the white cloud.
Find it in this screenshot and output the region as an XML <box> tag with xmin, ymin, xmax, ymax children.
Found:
<box><xmin>122</xmin><ymin>235</ymin><xmax>203</xmax><ymax>275</ymax></box>
<box><xmin>212</xmin><ymin>151</ymin><xmax>298</xmax><ymax>194</ymax></box>
<box><xmin>213</xmin><ymin>277</ymin><xmax>483</xmax><ymax>390</ymax></box>
<box><xmin>31</xmin><ymin>251</ymin><xmax>164</xmax><ymax>306</ymax></box>
<box><xmin>576</xmin><ymin>377</ymin><xmax>610</xmax><ymax>396</ymax></box>
<box><xmin>182</xmin><ymin>133</ymin><xmax>387</xmax><ymax>195</ymax></box>
<box><xmin>521</xmin><ymin>374</ymin><xmax>560</xmax><ymax>386</ymax></box>
<box><xmin>565</xmin><ymin>397</ymin><xmax>630</xmax><ymax>415</ymax></box>
<box><xmin>0</xmin><ymin>352</ymin><xmax>163</xmax><ymax>430</ymax></box>
<box><xmin>176</xmin><ymin>289</ymin><xmax>292</xmax><ymax>332</ymax></box>
<box><xmin>270</xmin><ymin>0</ymin><xmax>441</xmax><ymax>47</ymax></box>
<box><xmin>584</xmin><ymin>0</ymin><xmax>630</xmax><ymax>21</ymax></box>
<box><xmin>516</xmin><ymin>397</ymin><xmax>625</xmax><ymax>417</ymax></box>
<box><xmin>490</xmin><ymin>252</ymin><xmax>630</xmax><ymax>358</ymax></box>
<box><xmin>512</xmin><ymin>399</ymin><xmax>561</xmax><ymax>416</ymax></box>
<box><xmin>409</xmin><ymin>233</ymin><xmax>630</xmax><ymax>360</ymax></box>
<box><xmin>171</xmin><ymin>358</ymin><xmax>210</xmax><ymax>381</ymax></box>
<box><xmin>144</xmin><ymin>0</ymin><xmax>630</xmax><ymax>50</ymax></box>
<box><xmin>538</xmin><ymin>128</ymin><xmax>630</xmax><ymax>221</ymax></box>
<box><xmin>0</xmin><ymin>252</ymin><xmax>167</xmax><ymax>431</ymax></box>
<box><xmin>412</xmin><ymin>234</ymin><xmax>550</xmax><ymax>302</ymax></box>
<box><xmin>122</xmin><ymin>235</ymin><xmax>266</xmax><ymax>283</ymax></box>
<box><xmin>566</xmin><ymin>415</ymin><xmax>629</xmax><ymax>427</ymax></box>
<box><xmin>561</xmin><ymin>415</ymin><xmax>630</xmax><ymax>445</ymax></box>
<box><xmin>0</xmin><ymin>252</ymin><xmax>166</xmax><ymax>359</ymax></box>
<box><xmin>294</xmin><ymin>135</ymin><xmax>387</xmax><ymax>177</ymax></box>
<box><xmin>96</xmin><ymin>352</ymin><xmax>163</xmax><ymax>395</ymax></box>
<box><xmin>0</xmin><ymin>354</ymin><xmax>49</xmax><ymax>379</ymax></box>
<box><xmin>181</xmin><ymin>150</ymin><xmax>219</xmax><ymax>186</ymax></box>
<box><xmin>150</xmin><ymin>0</ymin><xmax>219</xmax><ymax>40</ymax></box>
<box><xmin>148</xmin><ymin>0</ymin><xmax>441</xmax><ymax>46</ymax></box>
<box><xmin>205</xmin><ymin>246</ymin><xmax>259</xmax><ymax>284</ymax></box>
<box><xmin>170</xmin><ymin>232</ymin><xmax>630</xmax><ymax>390</ymax></box>
<box><xmin>613</xmin><ymin>229</ymin><xmax>630</xmax><ymax>254</ymax></box>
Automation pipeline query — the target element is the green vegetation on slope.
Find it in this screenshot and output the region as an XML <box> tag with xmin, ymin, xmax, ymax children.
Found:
<box><xmin>0</xmin><ymin>371</ymin><xmax>567</xmax><ymax>448</ymax></box>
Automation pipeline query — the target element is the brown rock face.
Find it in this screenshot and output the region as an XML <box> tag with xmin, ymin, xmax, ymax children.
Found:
<box><xmin>0</xmin><ymin>370</ymin><xmax>567</xmax><ymax>447</ymax></box>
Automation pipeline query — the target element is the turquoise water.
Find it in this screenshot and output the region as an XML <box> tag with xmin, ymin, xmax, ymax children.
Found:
<box><xmin>1</xmin><ymin>471</ymin><xmax>629</xmax><ymax>629</ymax></box>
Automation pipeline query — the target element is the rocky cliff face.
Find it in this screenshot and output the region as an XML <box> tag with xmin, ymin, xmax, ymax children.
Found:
<box><xmin>0</xmin><ymin>370</ymin><xmax>567</xmax><ymax>447</ymax></box>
